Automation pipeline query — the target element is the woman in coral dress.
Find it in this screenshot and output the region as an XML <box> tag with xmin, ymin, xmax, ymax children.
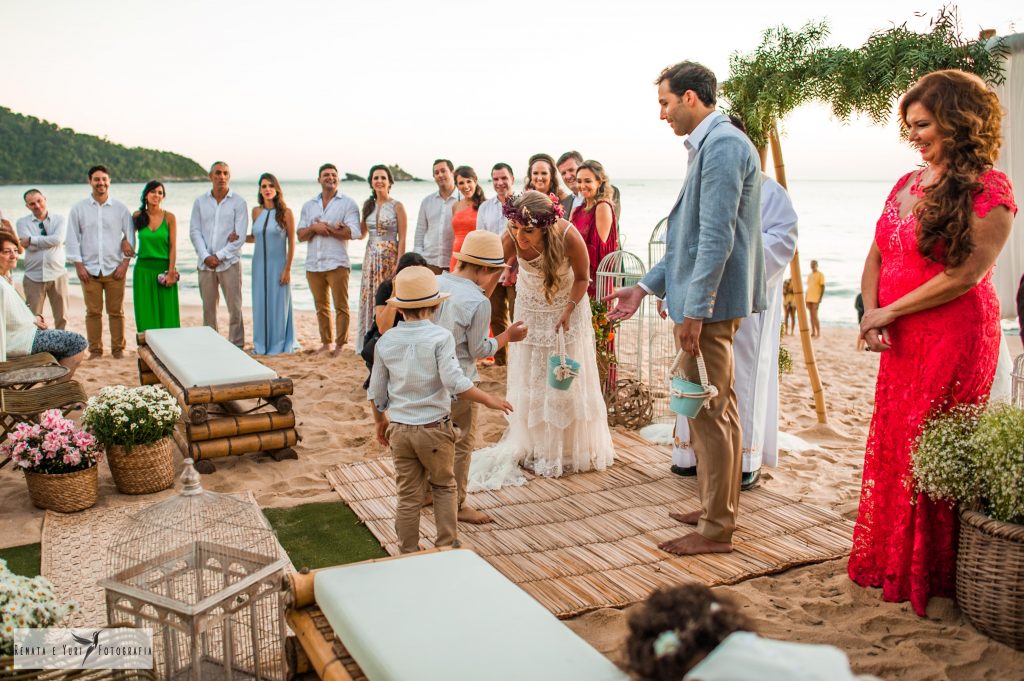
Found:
<box><xmin>850</xmin><ymin>70</ymin><xmax>1016</xmax><ymax>616</ymax></box>
<box><xmin>449</xmin><ymin>166</ymin><xmax>484</xmax><ymax>270</ymax></box>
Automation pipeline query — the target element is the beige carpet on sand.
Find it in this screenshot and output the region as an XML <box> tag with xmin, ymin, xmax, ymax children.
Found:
<box><xmin>327</xmin><ymin>429</ymin><xmax>854</xmax><ymax>618</ymax></box>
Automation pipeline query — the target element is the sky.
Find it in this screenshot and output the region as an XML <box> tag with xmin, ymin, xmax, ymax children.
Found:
<box><xmin>2</xmin><ymin>0</ymin><xmax>1020</xmax><ymax>182</ymax></box>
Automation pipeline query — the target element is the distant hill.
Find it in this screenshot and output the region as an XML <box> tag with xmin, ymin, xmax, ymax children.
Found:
<box><xmin>0</xmin><ymin>107</ymin><xmax>206</xmax><ymax>184</ymax></box>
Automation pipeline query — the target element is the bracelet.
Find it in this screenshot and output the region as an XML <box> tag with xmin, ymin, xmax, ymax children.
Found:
<box><xmin>566</xmin><ymin>300</ymin><xmax>577</xmax><ymax>309</ymax></box>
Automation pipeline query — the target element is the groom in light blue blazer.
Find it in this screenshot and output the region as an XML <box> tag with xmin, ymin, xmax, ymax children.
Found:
<box><xmin>606</xmin><ymin>61</ymin><xmax>766</xmax><ymax>556</ymax></box>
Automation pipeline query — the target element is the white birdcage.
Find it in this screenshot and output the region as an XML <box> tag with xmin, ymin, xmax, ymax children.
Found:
<box><xmin>594</xmin><ymin>250</ymin><xmax>652</xmax><ymax>428</ymax></box>
<box><xmin>645</xmin><ymin>217</ymin><xmax>677</xmax><ymax>424</ymax></box>
<box><xmin>100</xmin><ymin>460</ymin><xmax>288</xmax><ymax>681</ymax></box>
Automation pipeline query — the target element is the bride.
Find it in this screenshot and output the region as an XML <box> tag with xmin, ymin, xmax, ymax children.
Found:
<box><xmin>468</xmin><ymin>190</ymin><xmax>614</xmax><ymax>490</ymax></box>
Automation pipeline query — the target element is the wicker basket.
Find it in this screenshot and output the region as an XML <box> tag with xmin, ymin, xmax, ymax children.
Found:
<box><xmin>956</xmin><ymin>507</ymin><xmax>1024</xmax><ymax>650</ymax></box>
<box><xmin>106</xmin><ymin>437</ymin><xmax>175</xmax><ymax>495</ymax></box>
<box><xmin>23</xmin><ymin>465</ymin><xmax>97</xmax><ymax>513</ymax></box>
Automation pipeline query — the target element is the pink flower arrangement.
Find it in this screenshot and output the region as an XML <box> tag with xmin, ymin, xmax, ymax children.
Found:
<box><xmin>1</xmin><ymin>410</ymin><xmax>101</xmax><ymax>474</ymax></box>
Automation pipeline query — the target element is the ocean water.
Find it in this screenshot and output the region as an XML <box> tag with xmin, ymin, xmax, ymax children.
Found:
<box><xmin>0</xmin><ymin>178</ymin><xmax>887</xmax><ymax>326</ymax></box>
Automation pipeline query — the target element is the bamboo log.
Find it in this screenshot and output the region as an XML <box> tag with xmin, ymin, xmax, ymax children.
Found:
<box><xmin>184</xmin><ymin>377</ymin><xmax>293</xmax><ymax>405</ymax></box>
<box><xmin>138</xmin><ymin>346</ymin><xmax>190</xmax><ymax>414</ymax></box>
<box><xmin>287</xmin><ymin>571</ymin><xmax>316</xmax><ymax>609</ymax></box>
<box><xmin>187</xmin><ymin>412</ymin><xmax>296</xmax><ymax>442</ymax></box>
<box><xmin>139</xmin><ymin>371</ymin><xmax>160</xmax><ymax>386</ymax></box>
<box><xmin>269</xmin><ymin>395</ymin><xmax>293</xmax><ymax>414</ymax></box>
<box><xmin>286</xmin><ymin>609</ymin><xmax>353</xmax><ymax>681</ymax></box>
<box><xmin>770</xmin><ymin>124</ymin><xmax>828</xmax><ymax>424</ymax></box>
<box><xmin>188</xmin><ymin>428</ymin><xmax>298</xmax><ymax>460</ymax></box>
<box><xmin>136</xmin><ymin>332</ymin><xmax>147</xmax><ymax>347</ymax></box>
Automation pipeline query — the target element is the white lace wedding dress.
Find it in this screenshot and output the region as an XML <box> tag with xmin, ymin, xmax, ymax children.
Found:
<box><xmin>467</xmin><ymin>250</ymin><xmax>615</xmax><ymax>491</ymax></box>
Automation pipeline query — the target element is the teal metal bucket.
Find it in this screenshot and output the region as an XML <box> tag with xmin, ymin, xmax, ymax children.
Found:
<box><xmin>548</xmin><ymin>355</ymin><xmax>581</xmax><ymax>390</ymax></box>
<box><xmin>670</xmin><ymin>376</ymin><xmax>708</xmax><ymax>418</ymax></box>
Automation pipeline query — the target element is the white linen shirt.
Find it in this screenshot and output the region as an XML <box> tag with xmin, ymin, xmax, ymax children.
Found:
<box><xmin>0</xmin><ymin>276</ymin><xmax>39</xmax><ymax>360</ymax></box>
<box><xmin>15</xmin><ymin>213</ymin><xmax>68</xmax><ymax>282</ymax></box>
<box><xmin>298</xmin><ymin>193</ymin><xmax>361</xmax><ymax>272</ymax></box>
<box><xmin>475</xmin><ymin>196</ymin><xmax>507</xmax><ymax>236</ymax></box>
<box><xmin>66</xmin><ymin>196</ymin><xmax>134</xmax><ymax>277</ymax></box>
<box><xmin>414</xmin><ymin>189</ymin><xmax>459</xmax><ymax>268</ymax></box>
<box><xmin>367</xmin><ymin>319</ymin><xmax>474</xmax><ymax>425</ymax></box>
<box><xmin>190</xmin><ymin>190</ymin><xmax>248</xmax><ymax>272</ymax></box>
<box><xmin>434</xmin><ymin>273</ymin><xmax>498</xmax><ymax>384</ymax></box>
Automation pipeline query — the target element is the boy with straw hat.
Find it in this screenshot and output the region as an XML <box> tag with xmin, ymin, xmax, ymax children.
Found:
<box><xmin>368</xmin><ymin>265</ymin><xmax>513</xmax><ymax>553</ymax></box>
<box><xmin>437</xmin><ymin>231</ymin><xmax>528</xmax><ymax>524</ymax></box>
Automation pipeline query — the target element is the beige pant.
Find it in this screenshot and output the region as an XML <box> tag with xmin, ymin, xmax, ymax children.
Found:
<box><xmin>81</xmin><ymin>274</ymin><xmax>126</xmax><ymax>354</ymax></box>
<box><xmin>450</xmin><ymin>399</ymin><xmax>477</xmax><ymax>509</ymax></box>
<box><xmin>685</xmin><ymin>318</ymin><xmax>743</xmax><ymax>543</ymax></box>
<box><xmin>306</xmin><ymin>267</ymin><xmax>349</xmax><ymax>346</ymax></box>
<box><xmin>488</xmin><ymin>284</ymin><xmax>516</xmax><ymax>365</ymax></box>
<box><xmin>389</xmin><ymin>421</ymin><xmax>459</xmax><ymax>553</ymax></box>
<box><xmin>198</xmin><ymin>263</ymin><xmax>245</xmax><ymax>347</ymax></box>
<box><xmin>24</xmin><ymin>275</ymin><xmax>69</xmax><ymax>330</ymax></box>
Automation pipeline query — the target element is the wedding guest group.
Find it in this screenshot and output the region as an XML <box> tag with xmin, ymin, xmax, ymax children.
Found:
<box><xmin>16</xmin><ymin>189</ymin><xmax>69</xmax><ymax>330</ymax></box>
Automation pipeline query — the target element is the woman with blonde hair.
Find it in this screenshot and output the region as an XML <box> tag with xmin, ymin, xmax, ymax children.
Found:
<box><xmin>468</xmin><ymin>190</ymin><xmax>614</xmax><ymax>488</ymax></box>
<box><xmin>571</xmin><ymin>160</ymin><xmax>619</xmax><ymax>297</ymax></box>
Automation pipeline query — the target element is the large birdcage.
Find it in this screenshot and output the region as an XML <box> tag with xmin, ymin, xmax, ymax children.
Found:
<box><xmin>645</xmin><ymin>217</ymin><xmax>677</xmax><ymax>424</ymax></box>
<box><xmin>100</xmin><ymin>460</ymin><xmax>288</xmax><ymax>681</ymax></box>
<box><xmin>594</xmin><ymin>250</ymin><xmax>652</xmax><ymax>429</ymax></box>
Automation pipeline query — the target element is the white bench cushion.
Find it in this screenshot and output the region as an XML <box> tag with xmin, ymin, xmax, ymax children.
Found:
<box><xmin>314</xmin><ymin>549</ymin><xmax>628</xmax><ymax>681</ymax></box>
<box><xmin>145</xmin><ymin>327</ymin><xmax>277</xmax><ymax>388</ymax></box>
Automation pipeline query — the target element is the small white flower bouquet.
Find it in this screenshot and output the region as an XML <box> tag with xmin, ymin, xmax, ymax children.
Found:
<box><xmin>81</xmin><ymin>385</ymin><xmax>181</xmax><ymax>452</ymax></box>
<box><xmin>0</xmin><ymin>559</ymin><xmax>77</xmax><ymax>656</ymax></box>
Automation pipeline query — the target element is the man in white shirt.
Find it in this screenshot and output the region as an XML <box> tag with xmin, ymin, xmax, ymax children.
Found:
<box><xmin>476</xmin><ymin>162</ymin><xmax>516</xmax><ymax>364</ymax></box>
<box><xmin>66</xmin><ymin>165</ymin><xmax>134</xmax><ymax>358</ymax></box>
<box><xmin>297</xmin><ymin>163</ymin><xmax>361</xmax><ymax>356</ymax></box>
<box><xmin>190</xmin><ymin>161</ymin><xmax>248</xmax><ymax>348</ymax></box>
<box><xmin>16</xmin><ymin>189</ymin><xmax>69</xmax><ymax>330</ymax></box>
<box><xmin>414</xmin><ymin>159</ymin><xmax>459</xmax><ymax>274</ymax></box>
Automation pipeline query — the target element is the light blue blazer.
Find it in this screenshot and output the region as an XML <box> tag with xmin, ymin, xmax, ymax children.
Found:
<box><xmin>642</xmin><ymin>114</ymin><xmax>767</xmax><ymax>323</ymax></box>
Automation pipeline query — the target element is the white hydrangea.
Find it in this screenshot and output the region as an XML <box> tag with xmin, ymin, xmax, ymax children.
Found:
<box><xmin>0</xmin><ymin>559</ymin><xmax>76</xmax><ymax>655</ymax></box>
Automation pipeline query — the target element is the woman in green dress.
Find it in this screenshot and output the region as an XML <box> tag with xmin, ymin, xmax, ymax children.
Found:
<box><xmin>132</xmin><ymin>180</ymin><xmax>180</xmax><ymax>331</ymax></box>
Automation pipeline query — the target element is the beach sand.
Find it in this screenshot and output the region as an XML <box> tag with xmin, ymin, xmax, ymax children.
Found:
<box><xmin>1</xmin><ymin>298</ymin><xmax>1021</xmax><ymax>680</ymax></box>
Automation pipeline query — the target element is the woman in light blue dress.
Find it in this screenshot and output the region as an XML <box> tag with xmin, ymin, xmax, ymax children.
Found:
<box><xmin>247</xmin><ymin>173</ymin><xmax>298</xmax><ymax>355</ymax></box>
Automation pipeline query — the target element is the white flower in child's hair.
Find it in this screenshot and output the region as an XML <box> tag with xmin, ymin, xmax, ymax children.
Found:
<box><xmin>653</xmin><ymin>629</ymin><xmax>681</xmax><ymax>658</ymax></box>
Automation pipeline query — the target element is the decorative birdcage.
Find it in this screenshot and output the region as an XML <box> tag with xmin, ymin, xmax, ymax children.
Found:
<box><xmin>594</xmin><ymin>250</ymin><xmax>652</xmax><ymax>429</ymax></box>
<box><xmin>100</xmin><ymin>460</ymin><xmax>288</xmax><ymax>681</ymax></box>
<box><xmin>1013</xmin><ymin>353</ymin><xmax>1024</xmax><ymax>408</ymax></box>
<box><xmin>645</xmin><ymin>217</ymin><xmax>677</xmax><ymax>425</ymax></box>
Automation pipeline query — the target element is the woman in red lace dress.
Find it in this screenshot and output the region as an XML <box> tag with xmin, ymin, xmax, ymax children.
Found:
<box><xmin>570</xmin><ymin>160</ymin><xmax>619</xmax><ymax>298</ymax></box>
<box><xmin>850</xmin><ymin>70</ymin><xmax>1016</xmax><ymax>616</ymax></box>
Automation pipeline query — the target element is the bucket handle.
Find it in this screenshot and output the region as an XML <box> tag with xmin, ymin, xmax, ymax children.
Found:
<box><xmin>669</xmin><ymin>349</ymin><xmax>718</xmax><ymax>407</ymax></box>
<box><xmin>553</xmin><ymin>328</ymin><xmax>578</xmax><ymax>381</ymax></box>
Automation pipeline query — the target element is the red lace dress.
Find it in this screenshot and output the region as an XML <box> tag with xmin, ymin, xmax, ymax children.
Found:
<box><xmin>570</xmin><ymin>200</ymin><xmax>619</xmax><ymax>298</ymax></box>
<box><xmin>848</xmin><ymin>169</ymin><xmax>1017</xmax><ymax>616</ymax></box>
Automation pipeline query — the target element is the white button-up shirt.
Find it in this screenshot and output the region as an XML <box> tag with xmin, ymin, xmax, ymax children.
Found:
<box><xmin>190</xmin><ymin>190</ymin><xmax>248</xmax><ymax>272</ymax></box>
<box><xmin>476</xmin><ymin>196</ymin><xmax>507</xmax><ymax>236</ymax></box>
<box><xmin>66</xmin><ymin>196</ymin><xmax>134</xmax><ymax>277</ymax></box>
<box><xmin>367</xmin><ymin>319</ymin><xmax>474</xmax><ymax>425</ymax></box>
<box><xmin>414</xmin><ymin>188</ymin><xmax>459</xmax><ymax>268</ymax></box>
<box><xmin>15</xmin><ymin>213</ymin><xmax>68</xmax><ymax>282</ymax></box>
<box><xmin>435</xmin><ymin>273</ymin><xmax>498</xmax><ymax>384</ymax></box>
<box><xmin>0</xmin><ymin>276</ymin><xmax>39</xmax><ymax>360</ymax></box>
<box><xmin>298</xmin><ymin>193</ymin><xmax>361</xmax><ymax>272</ymax></box>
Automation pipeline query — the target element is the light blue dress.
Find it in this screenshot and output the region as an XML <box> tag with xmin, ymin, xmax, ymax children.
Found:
<box><xmin>252</xmin><ymin>209</ymin><xmax>298</xmax><ymax>355</ymax></box>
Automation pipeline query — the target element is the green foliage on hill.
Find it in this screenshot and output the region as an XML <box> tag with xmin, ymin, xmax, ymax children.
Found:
<box><xmin>0</xmin><ymin>107</ymin><xmax>206</xmax><ymax>184</ymax></box>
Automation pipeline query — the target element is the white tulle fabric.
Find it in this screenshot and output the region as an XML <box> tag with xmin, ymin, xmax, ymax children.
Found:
<box><xmin>468</xmin><ymin>252</ymin><xmax>615</xmax><ymax>492</ymax></box>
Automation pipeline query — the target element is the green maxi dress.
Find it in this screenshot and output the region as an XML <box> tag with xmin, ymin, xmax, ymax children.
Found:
<box><xmin>133</xmin><ymin>219</ymin><xmax>180</xmax><ymax>332</ymax></box>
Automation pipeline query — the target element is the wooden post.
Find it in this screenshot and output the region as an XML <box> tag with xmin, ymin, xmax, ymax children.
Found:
<box><xmin>770</xmin><ymin>123</ymin><xmax>828</xmax><ymax>424</ymax></box>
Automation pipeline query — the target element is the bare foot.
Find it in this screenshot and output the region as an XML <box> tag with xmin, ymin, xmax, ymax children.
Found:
<box><xmin>330</xmin><ymin>344</ymin><xmax>345</xmax><ymax>357</ymax></box>
<box><xmin>315</xmin><ymin>344</ymin><xmax>331</xmax><ymax>355</ymax></box>
<box><xmin>422</xmin><ymin>493</ymin><xmax>433</xmax><ymax>507</ymax></box>
<box><xmin>668</xmin><ymin>510</ymin><xmax>701</xmax><ymax>526</ymax></box>
<box><xmin>658</xmin><ymin>533</ymin><xmax>732</xmax><ymax>556</ymax></box>
<box><xmin>458</xmin><ymin>506</ymin><xmax>493</xmax><ymax>524</ymax></box>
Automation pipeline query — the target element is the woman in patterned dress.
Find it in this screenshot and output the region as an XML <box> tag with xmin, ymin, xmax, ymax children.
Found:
<box><xmin>355</xmin><ymin>165</ymin><xmax>406</xmax><ymax>354</ymax></box>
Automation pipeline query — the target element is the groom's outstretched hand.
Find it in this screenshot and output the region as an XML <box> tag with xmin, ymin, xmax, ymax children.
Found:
<box><xmin>604</xmin><ymin>285</ymin><xmax>645</xmax><ymax>321</ymax></box>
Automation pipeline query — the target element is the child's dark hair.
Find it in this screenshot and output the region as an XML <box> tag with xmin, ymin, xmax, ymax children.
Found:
<box><xmin>626</xmin><ymin>584</ymin><xmax>752</xmax><ymax>681</ymax></box>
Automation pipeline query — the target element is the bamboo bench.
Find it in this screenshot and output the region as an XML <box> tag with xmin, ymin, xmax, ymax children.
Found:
<box><xmin>137</xmin><ymin>327</ymin><xmax>299</xmax><ymax>473</ymax></box>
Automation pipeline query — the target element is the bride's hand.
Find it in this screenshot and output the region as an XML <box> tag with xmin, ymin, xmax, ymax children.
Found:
<box><xmin>555</xmin><ymin>308</ymin><xmax>572</xmax><ymax>334</ymax></box>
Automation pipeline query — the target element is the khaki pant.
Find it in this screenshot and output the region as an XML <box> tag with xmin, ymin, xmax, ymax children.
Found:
<box><xmin>488</xmin><ymin>284</ymin><xmax>516</xmax><ymax>365</ymax></box>
<box><xmin>685</xmin><ymin>318</ymin><xmax>742</xmax><ymax>543</ymax></box>
<box><xmin>389</xmin><ymin>421</ymin><xmax>459</xmax><ymax>553</ymax></box>
<box><xmin>24</xmin><ymin>275</ymin><xmax>69</xmax><ymax>330</ymax></box>
<box><xmin>306</xmin><ymin>267</ymin><xmax>349</xmax><ymax>346</ymax></box>
<box><xmin>81</xmin><ymin>274</ymin><xmax>126</xmax><ymax>354</ymax></box>
<box><xmin>198</xmin><ymin>263</ymin><xmax>244</xmax><ymax>347</ymax></box>
<box><xmin>450</xmin><ymin>399</ymin><xmax>477</xmax><ymax>509</ymax></box>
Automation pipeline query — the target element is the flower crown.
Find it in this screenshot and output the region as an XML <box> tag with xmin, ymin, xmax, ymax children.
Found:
<box><xmin>502</xmin><ymin>192</ymin><xmax>564</xmax><ymax>228</ymax></box>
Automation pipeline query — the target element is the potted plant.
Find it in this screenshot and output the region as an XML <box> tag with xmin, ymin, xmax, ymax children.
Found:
<box><xmin>591</xmin><ymin>299</ymin><xmax>617</xmax><ymax>395</ymax></box>
<box><xmin>0</xmin><ymin>558</ymin><xmax>78</xmax><ymax>675</ymax></box>
<box><xmin>82</xmin><ymin>385</ymin><xmax>181</xmax><ymax>495</ymax></box>
<box><xmin>1</xmin><ymin>410</ymin><xmax>101</xmax><ymax>513</ymax></box>
<box><xmin>912</xmin><ymin>402</ymin><xmax>1024</xmax><ymax>650</ymax></box>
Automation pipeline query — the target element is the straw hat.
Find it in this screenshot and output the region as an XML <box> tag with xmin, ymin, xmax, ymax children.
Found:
<box><xmin>387</xmin><ymin>266</ymin><xmax>450</xmax><ymax>308</ymax></box>
<box><xmin>452</xmin><ymin>231</ymin><xmax>509</xmax><ymax>268</ymax></box>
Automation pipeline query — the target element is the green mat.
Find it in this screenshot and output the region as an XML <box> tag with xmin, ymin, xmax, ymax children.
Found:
<box><xmin>0</xmin><ymin>543</ymin><xmax>41</xmax><ymax>577</ymax></box>
<box><xmin>264</xmin><ymin>501</ymin><xmax>386</xmax><ymax>570</ymax></box>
